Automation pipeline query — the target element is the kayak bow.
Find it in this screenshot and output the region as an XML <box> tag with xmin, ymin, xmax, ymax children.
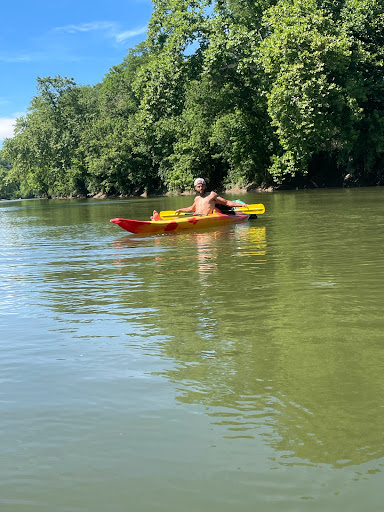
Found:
<box><xmin>110</xmin><ymin>211</ymin><xmax>249</xmax><ymax>234</ymax></box>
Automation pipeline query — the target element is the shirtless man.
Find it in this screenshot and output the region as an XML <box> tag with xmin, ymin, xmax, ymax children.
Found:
<box><xmin>174</xmin><ymin>178</ymin><xmax>248</xmax><ymax>216</ymax></box>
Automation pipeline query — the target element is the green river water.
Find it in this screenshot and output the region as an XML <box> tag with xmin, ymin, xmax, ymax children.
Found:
<box><xmin>0</xmin><ymin>187</ymin><xmax>383</xmax><ymax>511</ymax></box>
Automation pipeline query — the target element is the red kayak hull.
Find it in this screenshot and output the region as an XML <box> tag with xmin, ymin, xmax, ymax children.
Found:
<box><xmin>110</xmin><ymin>212</ymin><xmax>249</xmax><ymax>234</ymax></box>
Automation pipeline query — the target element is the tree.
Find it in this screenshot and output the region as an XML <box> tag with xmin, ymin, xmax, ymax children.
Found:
<box><xmin>0</xmin><ymin>156</ymin><xmax>20</xmax><ymax>199</ymax></box>
<box><xmin>134</xmin><ymin>0</ymin><xmax>277</xmax><ymax>190</ymax></box>
<box><xmin>4</xmin><ymin>0</ymin><xmax>384</xmax><ymax>195</ymax></box>
<box><xmin>3</xmin><ymin>77</ymin><xmax>98</xmax><ymax>197</ymax></box>
<box><xmin>260</xmin><ymin>0</ymin><xmax>353</xmax><ymax>183</ymax></box>
<box><xmin>260</xmin><ymin>0</ymin><xmax>384</xmax><ymax>186</ymax></box>
<box><xmin>338</xmin><ymin>0</ymin><xmax>384</xmax><ymax>184</ymax></box>
<box><xmin>80</xmin><ymin>45</ymin><xmax>162</xmax><ymax>195</ymax></box>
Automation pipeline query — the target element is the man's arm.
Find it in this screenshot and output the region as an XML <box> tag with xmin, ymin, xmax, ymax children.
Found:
<box><xmin>175</xmin><ymin>201</ymin><xmax>196</xmax><ymax>213</ymax></box>
<box><xmin>215</xmin><ymin>196</ymin><xmax>248</xmax><ymax>208</ymax></box>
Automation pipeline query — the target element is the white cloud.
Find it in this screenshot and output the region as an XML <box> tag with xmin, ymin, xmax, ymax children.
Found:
<box><xmin>55</xmin><ymin>21</ymin><xmax>116</xmax><ymax>35</ymax></box>
<box><xmin>0</xmin><ymin>118</ymin><xmax>16</xmax><ymax>140</ymax></box>
<box><xmin>115</xmin><ymin>26</ymin><xmax>147</xmax><ymax>43</ymax></box>
<box><xmin>0</xmin><ymin>54</ymin><xmax>34</xmax><ymax>63</ymax></box>
<box><xmin>54</xmin><ymin>21</ymin><xmax>147</xmax><ymax>45</ymax></box>
<box><xmin>0</xmin><ymin>22</ymin><xmax>148</xmax><ymax>67</ymax></box>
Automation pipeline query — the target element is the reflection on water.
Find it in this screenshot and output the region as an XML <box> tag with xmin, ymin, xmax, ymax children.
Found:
<box><xmin>235</xmin><ymin>225</ymin><xmax>267</xmax><ymax>269</ymax></box>
<box><xmin>110</xmin><ymin>209</ymin><xmax>384</xmax><ymax>471</ymax></box>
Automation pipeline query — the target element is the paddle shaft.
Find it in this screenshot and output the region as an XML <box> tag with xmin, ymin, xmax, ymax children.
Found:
<box><xmin>160</xmin><ymin>203</ymin><xmax>265</xmax><ymax>218</ymax></box>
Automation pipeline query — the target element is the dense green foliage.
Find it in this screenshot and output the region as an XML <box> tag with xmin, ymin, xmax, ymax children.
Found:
<box><xmin>1</xmin><ymin>0</ymin><xmax>384</xmax><ymax>199</ymax></box>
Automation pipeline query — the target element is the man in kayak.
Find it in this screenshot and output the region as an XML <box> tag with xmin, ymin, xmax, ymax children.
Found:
<box><xmin>174</xmin><ymin>178</ymin><xmax>248</xmax><ymax>216</ymax></box>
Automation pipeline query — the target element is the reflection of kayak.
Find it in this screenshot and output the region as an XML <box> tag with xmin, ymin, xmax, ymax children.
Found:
<box><xmin>110</xmin><ymin>212</ymin><xmax>250</xmax><ymax>235</ymax></box>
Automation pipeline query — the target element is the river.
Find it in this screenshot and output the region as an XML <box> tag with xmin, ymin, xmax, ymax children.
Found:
<box><xmin>1</xmin><ymin>187</ymin><xmax>383</xmax><ymax>512</ymax></box>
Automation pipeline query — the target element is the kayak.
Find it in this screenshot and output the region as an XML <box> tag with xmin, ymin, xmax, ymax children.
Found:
<box><xmin>110</xmin><ymin>211</ymin><xmax>250</xmax><ymax>235</ymax></box>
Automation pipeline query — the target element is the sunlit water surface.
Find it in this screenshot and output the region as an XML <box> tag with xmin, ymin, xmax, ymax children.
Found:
<box><xmin>1</xmin><ymin>188</ymin><xmax>383</xmax><ymax>512</ymax></box>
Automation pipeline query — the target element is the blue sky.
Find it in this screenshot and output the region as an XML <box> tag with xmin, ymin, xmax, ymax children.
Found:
<box><xmin>0</xmin><ymin>0</ymin><xmax>153</xmax><ymax>145</ymax></box>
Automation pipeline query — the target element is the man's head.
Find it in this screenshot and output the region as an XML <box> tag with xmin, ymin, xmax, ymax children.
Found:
<box><xmin>194</xmin><ymin>178</ymin><xmax>206</xmax><ymax>194</ymax></box>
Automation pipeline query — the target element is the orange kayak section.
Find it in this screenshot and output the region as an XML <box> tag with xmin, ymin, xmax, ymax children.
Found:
<box><xmin>110</xmin><ymin>212</ymin><xmax>249</xmax><ymax>234</ymax></box>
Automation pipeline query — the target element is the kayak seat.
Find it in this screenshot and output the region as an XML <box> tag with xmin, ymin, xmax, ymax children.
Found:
<box><xmin>215</xmin><ymin>204</ymin><xmax>235</xmax><ymax>215</ymax></box>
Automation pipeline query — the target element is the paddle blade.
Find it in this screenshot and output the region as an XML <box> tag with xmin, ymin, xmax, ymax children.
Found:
<box><xmin>234</xmin><ymin>203</ymin><xmax>265</xmax><ymax>214</ymax></box>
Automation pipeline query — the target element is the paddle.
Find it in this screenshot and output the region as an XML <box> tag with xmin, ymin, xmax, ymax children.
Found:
<box><xmin>159</xmin><ymin>203</ymin><xmax>265</xmax><ymax>218</ymax></box>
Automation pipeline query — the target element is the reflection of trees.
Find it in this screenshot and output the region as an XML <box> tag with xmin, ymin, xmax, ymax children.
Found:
<box><xmin>268</xmin><ymin>338</ymin><xmax>384</xmax><ymax>468</ymax></box>
<box><xmin>21</xmin><ymin>195</ymin><xmax>383</xmax><ymax>471</ymax></box>
<box><xmin>113</xmin><ymin>218</ymin><xmax>384</xmax><ymax>469</ymax></box>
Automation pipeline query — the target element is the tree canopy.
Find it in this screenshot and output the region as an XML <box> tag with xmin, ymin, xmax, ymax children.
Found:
<box><xmin>1</xmin><ymin>0</ymin><xmax>383</xmax><ymax>199</ymax></box>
